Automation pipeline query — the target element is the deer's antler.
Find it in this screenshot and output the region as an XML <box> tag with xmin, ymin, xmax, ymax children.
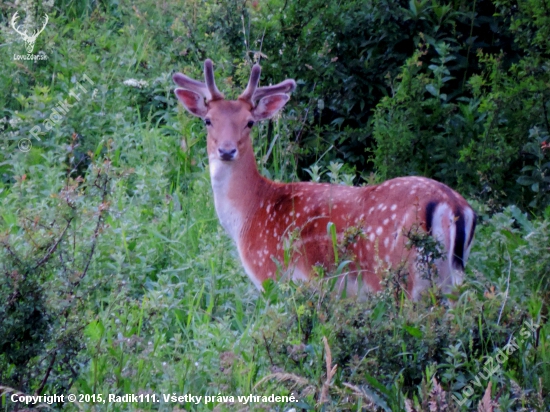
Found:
<box><xmin>172</xmin><ymin>59</ymin><xmax>224</xmax><ymax>102</ymax></box>
<box><xmin>11</xmin><ymin>12</ymin><xmax>49</xmax><ymax>40</ymax></box>
<box><xmin>11</xmin><ymin>12</ymin><xmax>28</xmax><ymax>39</ymax></box>
<box><xmin>239</xmin><ymin>64</ymin><xmax>296</xmax><ymax>106</ymax></box>
<box><xmin>238</xmin><ymin>64</ymin><xmax>261</xmax><ymax>103</ymax></box>
<box><xmin>30</xmin><ymin>14</ymin><xmax>49</xmax><ymax>39</ymax></box>
<box><xmin>203</xmin><ymin>59</ymin><xmax>224</xmax><ymax>101</ymax></box>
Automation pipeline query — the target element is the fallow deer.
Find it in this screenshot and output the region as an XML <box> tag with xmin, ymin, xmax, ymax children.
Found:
<box><xmin>173</xmin><ymin>59</ymin><xmax>476</xmax><ymax>300</ymax></box>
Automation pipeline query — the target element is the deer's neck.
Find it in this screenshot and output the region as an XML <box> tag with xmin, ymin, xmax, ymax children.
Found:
<box><xmin>209</xmin><ymin>150</ymin><xmax>270</xmax><ymax>242</ymax></box>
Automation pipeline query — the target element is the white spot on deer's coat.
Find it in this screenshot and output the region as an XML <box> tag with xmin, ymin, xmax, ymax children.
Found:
<box><xmin>376</xmin><ymin>227</ymin><xmax>383</xmax><ymax>235</ymax></box>
<box><xmin>377</xmin><ymin>204</ymin><xmax>384</xmax><ymax>210</ymax></box>
<box><xmin>391</xmin><ymin>204</ymin><xmax>397</xmax><ymax>211</ymax></box>
<box><xmin>384</xmin><ymin>237</ymin><xmax>389</xmax><ymax>248</ymax></box>
<box><xmin>391</xmin><ymin>214</ymin><xmax>396</xmax><ymax>220</ymax></box>
<box><xmin>369</xmin><ymin>233</ymin><xmax>375</xmax><ymax>242</ymax></box>
<box><xmin>383</xmin><ymin>218</ymin><xmax>389</xmax><ymax>225</ymax></box>
<box><xmin>369</xmin><ymin>207</ymin><xmax>375</xmax><ymax>214</ymax></box>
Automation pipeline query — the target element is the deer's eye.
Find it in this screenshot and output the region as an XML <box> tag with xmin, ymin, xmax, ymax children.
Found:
<box><xmin>204</xmin><ymin>118</ymin><xmax>212</xmax><ymax>126</ymax></box>
<box><xmin>246</xmin><ymin>120</ymin><xmax>255</xmax><ymax>128</ymax></box>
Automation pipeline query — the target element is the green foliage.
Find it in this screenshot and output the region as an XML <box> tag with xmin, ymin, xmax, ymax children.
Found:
<box><xmin>517</xmin><ymin>127</ymin><xmax>550</xmax><ymax>208</ymax></box>
<box><xmin>0</xmin><ymin>152</ymin><xmax>114</xmax><ymax>394</ymax></box>
<box><xmin>249</xmin><ymin>264</ymin><xmax>548</xmax><ymax>411</ymax></box>
<box><xmin>498</xmin><ymin>0</ymin><xmax>550</xmax><ymax>54</ymax></box>
<box><xmin>252</xmin><ymin>0</ymin><xmax>516</xmax><ymax>173</ymax></box>
<box><xmin>372</xmin><ymin>43</ymin><xmax>460</xmax><ymax>182</ymax></box>
<box><xmin>372</xmin><ymin>0</ymin><xmax>550</xmax><ymax>214</ymax></box>
<box><xmin>469</xmin><ymin>204</ymin><xmax>550</xmax><ymax>296</ymax></box>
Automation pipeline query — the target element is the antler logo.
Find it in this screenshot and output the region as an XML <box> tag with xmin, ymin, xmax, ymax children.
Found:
<box><xmin>11</xmin><ymin>12</ymin><xmax>49</xmax><ymax>54</ymax></box>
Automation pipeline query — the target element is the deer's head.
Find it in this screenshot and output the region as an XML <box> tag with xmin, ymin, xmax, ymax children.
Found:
<box><xmin>11</xmin><ymin>12</ymin><xmax>49</xmax><ymax>54</ymax></box>
<box><xmin>173</xmin><ymin>60</ymin><xmax>296</xmax><ymax>164</ymax></box>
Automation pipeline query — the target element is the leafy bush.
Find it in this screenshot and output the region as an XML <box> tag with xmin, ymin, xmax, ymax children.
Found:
<box><xmin>252</xmin><ymin>0</ymin><xmax>517</xmax><ymax>172</ymax></box>
<box><xmin>371</xmin><ymin>1</ymin><xmax>550</xmax><ymax>214</ymax></box>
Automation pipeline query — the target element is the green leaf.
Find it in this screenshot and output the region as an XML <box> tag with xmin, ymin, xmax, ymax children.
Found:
<box><xmin>425</xmin><ymin>84</ymin><xmax>438</xmax><ymax>96</ymax></box>
<box><xmin>84</xmin><ymin>320</ymin><xmax>104</xmax><ymax>342</ymax></box>
<box><xmin>517</xmin><ymin>176</ymin><xmax>536</xmax><ymax>186</ymax></box>
<box><xmin>364</xmin><ymin>373</ymin><xmax>390</xmax><ymax>396</ymax></box>
<box><xmin>520</xmin><ymin>165</ymin><xmax>537</xmax><ymax>172</ymax></box>
<box><xmin>358</xmin><ymin>385</ymin><xmax>391</xmax><ymax>411</ymax></box>
<box><xmin>500</xmin><ymin>229</ymin><xmax>527</xmax><ymax>247</ymax></box>
<box><xmin>372</xmin><ymin>301</ymin><xmax>387</xmax><ymax>322</ymax></box>
<box><xmin>327</xmin><ymin>222</ymin><xmax>338</xmax><ymax>263</ymax></box>
<box><xmin>331</xmin><ymin>117</ymin><xmax>345</xmax><ymax>126</ymax></box>
<box><xmin>404</xmin><ymin>324</ymin><xmax>423</xmax><ymax>338</ymax></box>
<box><xmin>510</xmin><ymin>206</ymin><xmax>534</xmax><ymax>232</ymax></box>
<box><xmin>2</xmin><ymin>213</ymin><xmax>17</xmax><ymax>227</ymax></box>
<box><xmin>335</xmin><ymin>260</ymin><xmax>353</xmax><ymax>275</ymax></box>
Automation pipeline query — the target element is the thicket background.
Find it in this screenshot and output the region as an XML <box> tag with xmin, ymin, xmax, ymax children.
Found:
<box><xmin>0</xmin><ymin>0</ymin><xmax>548</xmax><ymax>410</ymax></box>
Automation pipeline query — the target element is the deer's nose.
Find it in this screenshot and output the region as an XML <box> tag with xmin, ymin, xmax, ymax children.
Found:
<box><xmin>218</xmin><ymin>147</ymin><xmax>237</xmax><ymax>161</ymax></box>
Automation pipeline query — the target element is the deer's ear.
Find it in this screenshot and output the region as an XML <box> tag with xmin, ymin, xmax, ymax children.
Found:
<box><xmin>253</xmin><ymin>94</ymin><xmax>290</xmax><ymax>120</ymax></box>
<box><xmin>174</xmin><ymin>88</ymin><xmax>207</xmax><ymax>118</ymax></box>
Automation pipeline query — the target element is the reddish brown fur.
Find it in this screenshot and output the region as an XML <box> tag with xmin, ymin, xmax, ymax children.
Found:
<box><xmin>237</xmin><ymin>175</ymin><xmax>472</xmax><ymax>297</ymax></box>
<box><xmin>173</xmin><ymin>60</ymin><xmax>476</xmax><ymax>299</ymax></box>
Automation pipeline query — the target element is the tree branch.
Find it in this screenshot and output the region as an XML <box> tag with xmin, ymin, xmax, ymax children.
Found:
<box><xmin>33</xmin><ymin>217</ymin><xmax>73</xmax><ymax>270</ymax></box>
<box><xmin>34</xmin><ymin>351</ymin><xmax>57</xmax><ymax>396</ymax></box>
